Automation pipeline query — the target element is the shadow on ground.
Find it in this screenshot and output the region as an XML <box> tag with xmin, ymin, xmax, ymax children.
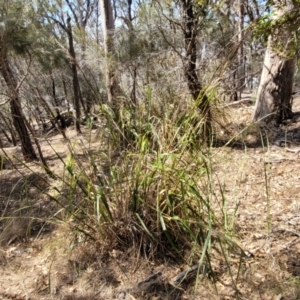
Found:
<box><xmin>0</xmin><ymin>171</ymin><xmax>55</xmax><ymax>245</ymax></box>
<box><xmin>214</xmin><ymin>111</ymin><xmax>300</xmax><ymax>150</ymax></box>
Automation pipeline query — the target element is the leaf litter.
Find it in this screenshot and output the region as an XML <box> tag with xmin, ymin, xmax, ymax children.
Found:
<box><xmin>1</xmin><ymin>99</ymin><xmax>300</xmax><ymax>299</ymax></box>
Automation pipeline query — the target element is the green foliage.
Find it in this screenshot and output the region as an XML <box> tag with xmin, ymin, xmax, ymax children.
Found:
<box><xmin>253</xmin><ymin>13</ymin><xmax>273</xmax><ymax>42</ymax></box>
<box><xmin>253</xmin><ymin>3</ymin><xmax>300</xmax><ymax>57</ymax></box>
<box><xmin>34</xmin><ymin>38</ymin><xmax>69</xmax><ymax>71</ymax></box>
<box><xmin>0</xmin><ymin>0</ymin><xmax>67</xmax><ymax>69</ymax></box>
<box><xmin>0</xmin><ymin>1</ymin><xmax>33</xmax><ymax>55</ymax></box>
<box><xmin>0</xmin><ymin>0</ymin><xmax>70</xmax><ymax>72</ymax></box>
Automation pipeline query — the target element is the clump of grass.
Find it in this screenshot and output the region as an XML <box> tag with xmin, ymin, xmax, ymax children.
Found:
<box><xmin>43</xmin><ymin>87</ymin><xmax>244</xmax><ymax>288</ymax></box>
<box><xmin>0</xmin><ymin>82</ymin><xmax>243</xmax><ymax>293</ymax></box>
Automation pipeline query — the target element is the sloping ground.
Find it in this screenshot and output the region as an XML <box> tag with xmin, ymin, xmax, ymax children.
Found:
<box><xmin>1</xmin><ymin>99</ymin><xmax>300</xmax><ymax>299</ymax></box>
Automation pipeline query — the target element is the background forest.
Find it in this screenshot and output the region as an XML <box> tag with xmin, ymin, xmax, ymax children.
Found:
<box><xmin>1</xmin><ymin>0</ymin><xmax>300</xmax><ymax>299</ymax></box>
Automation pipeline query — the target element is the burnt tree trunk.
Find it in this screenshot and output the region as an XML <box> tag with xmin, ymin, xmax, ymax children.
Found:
<box><xmin>181</xmin><ymin>0</ymin><xmax>211</xmax><ymax>144</ymax></box>
<box><xmin>8</xmin><ymin>120</ymin><xmax>17</xmax><ymax>146</ymax></box>
<box><xmin>0</xmin><ymin>55</ymin><xmax>37</xmax><ymax>162</ymax></box>
<box><xmin>51</xmin><ymin>74</ymin><xmax>65</xmax><ymax>128</ymax></box>
<box><xmin>0</xmin><ymin>110</ymin><xmax>15</xmax><ymax>145</ymax></box>
<box><xmin>1</xmin><ymin>128</ymin><xmax>12</xmax><ymax>144</ymax></box>
<box><xmin>67</xmin><ymin>17</ymin><xmax>82</xmax><ymax>133</ymax></box>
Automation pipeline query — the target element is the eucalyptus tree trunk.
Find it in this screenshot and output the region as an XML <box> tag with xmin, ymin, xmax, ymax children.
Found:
<box><xmin>0</xmin><ymin>54</ymin><xmax>38</xmax><ymax>162</ymax></box>
<box><xmin>100</xmin><ymin>0</ymin><xmax>120</xmax><ymax>107</ymax></box>
<box><xmin>253</xmin><ymin>1</ymin><xmax>296</xmax><ymax>123</ymax></box>
<box><xmin>181</xmin><ymin>0</ymin><xmax>211</xmax><ymax>144</ymax></box>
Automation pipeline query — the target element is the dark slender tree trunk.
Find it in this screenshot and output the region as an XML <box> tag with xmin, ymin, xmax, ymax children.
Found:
<box><xmin>1</xmin><ymin>128</ymin><xmax>12</xmax><ymax>144</ymax></box>
<box><xmin>181</xmin><ymin>0</ymin><xmax>211</xmax><ymax>144</ymax></box>
<box><xmin>0</xmin><ymin>53</ymin><xmax>53</xmax><ymax>175</ymax></box>
<box><xmin>0</xmin><ymin>110</ymin><xmax>15</xmax><ymax>145</ymax></box>
<box><xmin>0</xmin><ymin>138</ymin><xmax>6</xmax><ymax>171</ymax></box>
<box><xmin>50</xmin><ymin>73</ymin><xmax>67</xmax><ymax>131</ymax></box>
<box><xmin>62</xmin><ymin>74</ymin><xmax>69</xmax><ymax>108</ymax></box>
<box><xmin>0</xmin><ymin>55</ymin><xmax>37</xmax><ymax>162</ymax></box>
<box><xmin>51</xmin><ymin>72</ymin><xmax>60</xmax><ymax>108</ymax></box>
<box><xmin>131</xmin><ymin>65</ymin><xmax>137</xmax><ymax>106</ymax></box>
<box><xmin>182</xmin><ymin>0</ymin><xmax>201</xmax><ymax>100</ymax></box>
<box><xmin>127</xmin><ymin>0</ymin><xmax>133</xmax><ymax>22</ymax></box>
<box><xmin>65</xmin><ymin>0</ymin><xmax>96</xmax><ymax>115</ymax></box>
<box><xmin>67</xmin><ymin>18</ymin><xmax>82</xmax><ymax>133</ymax></box>
<box><xmin>8</xmin><ymin>121</ymin><xmax>17</xmax><ymax>146</ymax></box>
<box><xmin>237</xmin><ymin>0</ymin><xmax>245</xmax><ymax>100</ymax></box>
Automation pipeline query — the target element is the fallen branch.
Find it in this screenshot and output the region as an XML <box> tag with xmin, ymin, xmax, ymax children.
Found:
<box><xmin>285</xmin><ymin>147</ymin><xmax>300</xmax><ymax>154</ymax></box>
<box><xmin>116</xmin><ymin>264</ymin><xmax>207</xmax><ymax>299</ymax></box>
<box><xmin>222</xmin><ymin>98</ymin><xmax>254</xmax><ymax>108</ymax></box>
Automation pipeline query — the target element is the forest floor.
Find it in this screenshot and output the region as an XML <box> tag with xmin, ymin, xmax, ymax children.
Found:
<box><xmin>1</xmin><ymin>97</ymin><xmax>300</xmax><ymax>300</ymax></box>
